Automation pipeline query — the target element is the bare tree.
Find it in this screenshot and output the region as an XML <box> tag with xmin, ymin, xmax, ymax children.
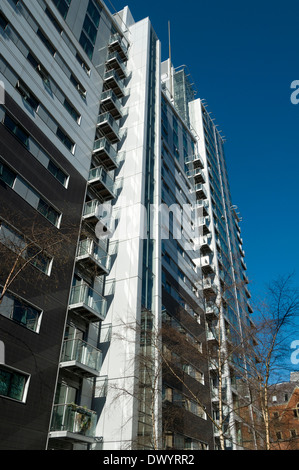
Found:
<box><xmin>243</xmin><ymin>273</ymin><xmax>299</xmax><ymax>450</ymax></box>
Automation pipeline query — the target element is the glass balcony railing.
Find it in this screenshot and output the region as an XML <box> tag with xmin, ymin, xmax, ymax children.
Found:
<box><xmin>193</xmin><ymin>183</ymin><xmax>207</xmax><ymax>199</ymax></box>
<box><xmin>97</xmin><ymin>112</ymin><xmax>120</xmax><ymax>143</ymax></box>
<box><xmin>185</xmin><ymin>153</ymin><xmax>204</xmax><ymax>169</ymax></box>
<box><xmin>77</xmin><ymin>238</ymin><xmax>111</xmax><ymax>273</ymax></box>
<box><xmin>106</xmin><ymin>51</ymin><xmax>127</xmax><ymax>79</ymax></box>
<box><xmin>83</xmin><ymin>199</ymin><xmax>101</xmax><ymax>223</ymax></box>
<box><xmin>109</xmin><ymin>33</ymin><xmax>129</xmax><ymax>60</ymax></box>
<box><xmin>101</xmin><ymin>90</ymin><xmax>123</xmax><ymax>119</ymax></box>
<box><xmin>93</xmin><ymin>138</ymin><xmax>120</xmax><ymax>171</ymax></box>
<box><xmin>88</xmin><ymin>166</ymin><xmax>116</xmax><ymax>199</ymax></box>
<box><xmin>61</xmin><ymin>338</ymin><xmax>102</xmax><ymax>373</ymax></box>
<box><xmin>69</xmin><ymin>283</ymin><xmax>107</xmax><ymax>321</ymax></box>
<box><xmin>50</xmin><ymin>403</ymin><xmax>97</xmax><ymax>439</ymax></box>
<box><xmin>104</xmin><ymin>70</ymin><xmax>125</xmax><ymax>97</ymax></box>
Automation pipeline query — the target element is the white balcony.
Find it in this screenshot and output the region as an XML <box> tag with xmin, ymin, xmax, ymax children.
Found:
<box><xmin>88</xmin><ymin>166</ymin><xmax>116</xmax><ymax>201</ymax></box>
<box><xmin>104</xmin><ymin>69</ymin><xmax>125</xmax><ymax>98</ymax></box>
<box><xmin>92</xmin><ymin>138</ymin><xmax>120</xmax><ymax>171</ymax></box>
<box><xmin>97</xmin><ymin>112</ymin><xmax>120</xmax><ymax>144</ymax></box>
<box><xmin>60</xmin><ymin>338</ymin><xmax>102</xmax><ymax>378</ymax></box>
<box><xmin>185</xmin><ymin>153</ymin><xmax>204</xmax><ymax>169</ymax></box>
<box><xmin>105</xmin><ymin>51</ymin><xmax>127</xmax><ymax>79</ymax></box>
<box><xmin>101</xmin><ymin>90</ymin><xmax>123</xmax><ymax>120</ymax></box>
<box><xmin>76</xmin><ymin>238</ymin><xmax>111</xmax><ymax>275</ymax></box>
<box><xmin>108</xmin><ymin>33</ymin><xmax>129</xmax><ymax>61</ymax></box>
<box><xmin>69</xmin><ymin>283</ymin><xmax>107</xmax><ymax>322</ymax></box>
<box><xmin>201</xmin><ymin>254</ymin><xmax>214</xmax><ymax>275</ymax></box>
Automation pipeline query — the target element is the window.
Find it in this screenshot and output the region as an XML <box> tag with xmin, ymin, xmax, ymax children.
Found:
<box><xmin>82</xmin><ymin>15</ymin><xmax>97</xmax><ymax>45</ymax></box>
<box><xmin>79</xmin><ymin>31</ymin><xmax>94</xmax><ymax>60</ymax></box>
<box><xmin>293</xmin><ymin>403</ymin><xmax>299</xmax><ymax>418</ymax></box>
<box><xmin>37</xmin><ymin>29</ymin><xmax>56</xmax><ymax>56</ymax></box>
<box><xmin>0</xmin><ymin>221</ymin><xmax>53</xmax><ymax>275</ymax></box>
<box><xmin>52</xmin><ymin>0</ymin><xmax>72</xmax><ymax>20</ymax></box>
<box><xmin>56</xmin><ymin>126</ymin><xmax>74</xmax><ymax>152</ymax></box>
<box><xmin>45</xmin><ymin>8</ymin><xmax>63</xmax><ymax>34</ymax></box>
<box><xmin>0</xmin><ymin>291</ymin><xmax>42</xmax><ymax>332</ymax></box>
<box><xmin>63</xmin><ymin>99</ymin><xmax>80</xmax><ymax>123</ymax></box>
<box><xmin>0</xmin><ymin>11</ymin><xmax>8</xmax><ymax>31</ymax></box>
<box><xmin>291</xmin><ymin>429</ymin><xmax>297</xmax><ymax>438</ymax></box>
<box><xmin>16</xmin><ymin>80</ymin><xmax>39</xmax><ymax>111</ymax></box>
<box><xmin>47</xmin><ymin>161</ymin><xmax>68</xmax><ymax>186</ymax></box>
<box><xmin>0</xmin><ymin>161</ymin><xmax>16</xmax><ymax>188</ymax></box>
<box><xmin>3</xmin><ymin>114</ymin><xmax>29</xmax><ymax>147</ymax></box>
<box><xmin>37</xmin><ymin>199</ymin><xmax>60</xmax><ymax>227</ymax></box>
<box><xmin>0</xmin><ymin>364</ymin><xmax>30</xmax><ymax>402</ymax></box>
<box><xmin>87</xmin><ymin>0</ymin><xmax>101</xmax><ymax>28</ymax></box>
<box><xmin>276</xmin><ymin>431</ymin><xmax>282</xmax><ymax>441</ymax></box>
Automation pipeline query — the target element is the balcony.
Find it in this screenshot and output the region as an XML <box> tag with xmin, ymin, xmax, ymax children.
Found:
<box><xmin>49</xmin><ymin>403</ymin><xmax>98</xmax><ymax>445</ymax></box>
<box><xmin>185</xmin><ymin>153</ymin><xmax>204</xmax><ymax>169</ymax></box>
<box><xmin>193</xmin><ymin>183</ymin><xmax>207</xmax><ymax>200</ymax></box>
<box><xmin>83</xmin><ymin>200</ymin><xmax>101</xmax><ymax>225</ymax></box>
<box><xmin>76</xmin><ymin>238</ymin><xmax>111</xmax><ymax>275</ymax></box>
<box><xmin>97</xmin><ymin>112</ymin><xmax>120</xmax><ymax>144</ymax></box>
<box><xmin>103</xmin><ymin>70</ymin><xmax>125</xmax><ymax>98</ymax></box>
<box><xmin>195</xmin><ymin>200</ymin><xmax>209</xmax><ymax>217</ymax></box>
<box><xmin>88</xmin><ymin>166</ymin><xmax>116</xmax><ymax>201</ymax></box>
<box><xmin>200</xmin><ymin>234</ymin><xmax>213</xmax><ymax>254</ymax></box>
<box><xmin>108</xmin><ymin>33</ymin><xmax>129</xmax><ymax>61</ymax></box>
<box><xmin>69</xmin><ymin>283</ymin><xmax>107</xmax><ymax>322</ymax></box>
<box><xmin>60</xmin><ymin>338</ymin><xmax>102</xmax><ymax>378</ymax></box>
<box><xmin>93</xmin><ymin>138</ymin><xmax>120</xmax><ymax>171</ymax></box>
<box><xmin>105</xmin><ymin>52</ymin><xmax>127</xmax><ymax>79</ymax></box>
<box><xmin>203</xmin><ymin>277</ymin><xmax>217</xmax><ymax>298</ymax></box>
<box><xmin>101</xmin><ymin>90</ymin><xmax>123</xmax><ymax>120</ymax></box>
<box><xmin>197</xmin><ymin>216</ymin><xmax>210</xmax><ymax>236</ymax></box>
<box><xmin>187</xmin><ymin>167</ymin><xmax>205</xmax><ymax>185</ymax></box>
<box><xmin>201</xmin><ymin>254</ymin><xmax>214</xmax><ymax>275</ymax></box>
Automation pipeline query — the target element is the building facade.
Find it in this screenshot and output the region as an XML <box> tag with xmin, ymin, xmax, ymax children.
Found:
<box><xmin>0</xmin><ymin>0</ymin><xmax>257</xmax><ymax>450</ymax></box>
<box><xmin>268</xmin><ymin>372</ymin><xmax>299</xmax><ymax>450</ymax></box>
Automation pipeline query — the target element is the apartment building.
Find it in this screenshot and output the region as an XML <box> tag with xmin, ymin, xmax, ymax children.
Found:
<box><xmin>0</xmin><ymin>0</ymin><xmax>256</xmax><ymax>451</ymax></box>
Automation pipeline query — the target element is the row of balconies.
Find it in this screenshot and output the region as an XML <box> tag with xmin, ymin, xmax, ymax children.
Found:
<box><xmin>50</xmin><ymin>32</ymin><xmax>129</xmax><ymax>447</ymax></box>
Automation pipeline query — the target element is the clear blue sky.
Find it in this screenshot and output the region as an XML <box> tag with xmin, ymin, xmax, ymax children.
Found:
<box><xmin>109</xmin><ymin>0</ymin><xmax>299</xmax><ymax>302</ymax></box>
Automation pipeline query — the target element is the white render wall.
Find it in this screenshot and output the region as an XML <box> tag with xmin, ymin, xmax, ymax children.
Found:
<box><xmin>95</xmin><ymin>16</ymin><xmax>162</xmax><ymax>449</ymax></box>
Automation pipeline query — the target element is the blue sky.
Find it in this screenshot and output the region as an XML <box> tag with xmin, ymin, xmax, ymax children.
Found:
<box><xmin>109</xmin><ymin>0</ymin><xmax>299</xmax><ymax>302</ymax></box>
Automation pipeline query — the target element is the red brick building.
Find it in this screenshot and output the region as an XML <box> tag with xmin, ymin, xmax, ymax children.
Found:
<box><xmin>268</xmin><ymin>372</ymin><xmax>299</xmax><ymax>450</ymax></box>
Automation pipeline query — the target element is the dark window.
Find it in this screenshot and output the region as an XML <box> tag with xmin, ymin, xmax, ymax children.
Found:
<box><xmin>0</xmin><ymin>292</ymin><xmax>41</xmax><ymax>332</ymax></box>
<box><xmin>37</xmin><ymin>29</ymin><xmax>56</xmax><ymax>56</ymax></box>
<box><xmin>56</xmin><ymin>127</ymin><xmax>74</xmax><ymax>152</ymax></box>
<box><xmin>0</xmin><ymin>365</ymin><xmax>28</xmax><ymax>402</ymax></box>
<box><xmin>0</xmin><ymin>11</ymin><xmax>8</xmax><ymax>30</ymax></box>
<box><xmin>79</xmin><ymin>31</ymin><xmax>94</xmax><ymax>60</ymax></box>
<box><xmin>3</xmin><ymin>114</ymin><xmax>29</xmax><ymax>147</ymax></box>
<box><xmin>0</xmin><ymin>161</ymin><xmax>16</xmax><ymax>188</ymax></box>
<box><xmin>45</xmin><ymin>8</ymin><xmax>63</xmax><ymax>34</ymax></box>
<box><xmin>52</xmin><ymin>0</ymin><xmax>72</xmax><ymax>20</ymax></box>
<box><xmin>63</xmin><ymin>99</ymin><xmax>80</xmax><ymax>122</ymax></box>
<box><xmin>16</xmin><ymin>81</ymin><xmax>39</xmax><ymax>111</ymax></box>
<box><xmin>87</xmin><ymin>0</ymin><xmax>101</xmax><ymax>27</ymax></box>
<box><xmin>83</xmin><ymin>15</ymin><xmax>97</xmax><ymax>45</ymax></box>
<box><xmin>48</xmin><ymin>160</ymin><xmax>67</xmax><ymax>186</ymax></box>
<box><xmin>37</xmin><ymin>199</ymin><xmax>60</xmax><ymax>226</ymax></box>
